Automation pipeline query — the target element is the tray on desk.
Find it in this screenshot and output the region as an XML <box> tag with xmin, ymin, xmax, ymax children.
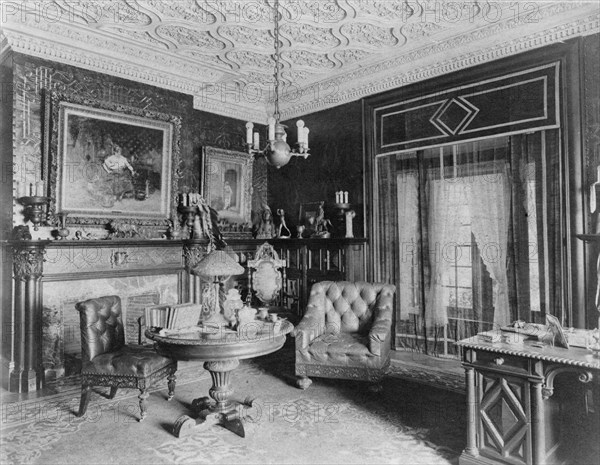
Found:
<box><xmin>500</xmin><ymin>323</ymin><xmax>590</xmax><ymax>348</ymax></box>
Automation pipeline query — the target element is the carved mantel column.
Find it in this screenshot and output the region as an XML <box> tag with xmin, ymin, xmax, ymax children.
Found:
<box><xmin>10</xmin><ymin>241</ymin><xmax>47</xmax><ymax>392</ymax></box>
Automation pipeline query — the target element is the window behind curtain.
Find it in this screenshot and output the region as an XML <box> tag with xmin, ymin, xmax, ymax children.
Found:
<box><xmin>376</xmin><ymin>131</ymin><xmax>560</xmax><ymax>358</ymax></box>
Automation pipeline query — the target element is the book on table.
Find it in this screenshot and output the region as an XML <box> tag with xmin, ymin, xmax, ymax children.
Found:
<box><xmin>145</xmin><ymin>303</ymin><xmax>202</xmax><ymax>330</ymax></box>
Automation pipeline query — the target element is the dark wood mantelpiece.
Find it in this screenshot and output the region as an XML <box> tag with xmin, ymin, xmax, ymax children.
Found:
<box><xmin>2</xmin><ymin>237</ymin><xmax>367</xmax><ymax>392</ymax></box>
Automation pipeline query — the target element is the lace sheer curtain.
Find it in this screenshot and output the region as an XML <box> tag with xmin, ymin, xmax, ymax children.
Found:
<box><xmin>425</xmin><ymin>177</ymin><xmax>465</xmax><ymax>328</ymax></box>
<box><xmin>397</xmin><ymin>170</ymin><xmax>420</xmax><ymax>319</ymax></box>
<box><xmin>468</xmin><ymin>167</ymin><xmax>511</xmax><ymax>328</ymax></box>
<box><xmin>377</xmin><ymin>131</ymin><xmax>562</xmax><ymax>358</ymax></box>
<box><xmin>425</xmin><ymin>161</ymin><xmax>511</xmax><ymax>328</ymax></box>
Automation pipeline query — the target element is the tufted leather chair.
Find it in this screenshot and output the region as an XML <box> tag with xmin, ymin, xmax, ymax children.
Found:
<box><xmin>294</xmin><ymin>281</ymin><xmax>396</xmax><ymax>390</ymax></box>
<box><xmin>76</xmin><ymin>295</ymin><xmax>177</xmax><ymax>421</ymax></box>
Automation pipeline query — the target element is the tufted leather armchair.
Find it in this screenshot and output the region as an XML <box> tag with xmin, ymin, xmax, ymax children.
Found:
<box><xmin>294</xmin><ymin>281</ymin><xmax>396</xmax><ymax>390</ymax></box>
<box><xmin>76</xmin><ymin>295</ymin><xmax>177</xmax><ymax>421</ymax></box>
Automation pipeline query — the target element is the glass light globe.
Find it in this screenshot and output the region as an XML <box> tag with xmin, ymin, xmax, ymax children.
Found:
<box><xmin>266</xmin><ymin>139</ymin><xmax>292</xmax><ymax>168</ymax></box>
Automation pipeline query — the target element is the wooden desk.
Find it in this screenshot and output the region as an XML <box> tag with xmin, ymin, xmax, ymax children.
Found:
<box><xmin>146</xmin><ymin>320</ymin><xmax>293</xmax><ymax>438</ymax></box>
<box><xmin>457</xmin><ymin>336</ymin><xmax>600</xmax><ymax>465</ymax></box>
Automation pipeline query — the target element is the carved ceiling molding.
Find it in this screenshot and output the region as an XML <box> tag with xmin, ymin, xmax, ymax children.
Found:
<box><xmin>2</xmin><ymin>29</ymin><xmax>264</xmax><ymax>122</ymax></box>
<box><xmin>2</xmin><ymin>1</ymin><xmax>598</xmax><ymax>122</ymax></box>
<box><xmin>281</xmin><ymin>11</ymin><xmax>600</xmax><ymax>119</ymax></box>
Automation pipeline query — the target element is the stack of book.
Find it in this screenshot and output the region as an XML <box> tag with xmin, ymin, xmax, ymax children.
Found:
<box><xmin>144</xmin><ymin>303</ymin><xmax>202</xmax><ymax>330</ymax></box>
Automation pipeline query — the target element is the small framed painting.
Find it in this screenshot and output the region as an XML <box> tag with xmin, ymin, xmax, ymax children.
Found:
<box><xmin>201</xmin><ymin>146</ymin><xmax>254</xmax><ymax>227</ymax></box>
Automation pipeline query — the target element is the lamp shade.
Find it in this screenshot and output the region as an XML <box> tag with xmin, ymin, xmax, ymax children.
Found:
<box><xmin>192</xmin><ymin>250</ymin><xmax>244</xmax><ymax>278</ymax></box>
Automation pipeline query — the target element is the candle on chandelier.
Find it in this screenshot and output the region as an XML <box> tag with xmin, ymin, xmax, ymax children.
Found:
<box><xmin>344</xmin><ymin>191</ymin><xmax>349</xmax><ymax>204</ymax></box>
<box><xmin>268</xmin><ymin>117</ymin><xmax>276</xmax><ymax>141</ymax></box>
<box><xmin>253</xmin><ymin>132</ymin><xmax>260</xmax><ymax>150</ymax></box>
<box><xmin>296</xmin><ymin>120</ymin><xmax>305</xmax><ymax>144</ymax></box>
<box><xmin>246</xmin><ymin>122</ymin><xmax>254</xmax><ymax>145</ymax></box>
<box><xmin>304</xmin><ymin>127</ymin><xmax>310</xmax><ymax>148</ymax></box>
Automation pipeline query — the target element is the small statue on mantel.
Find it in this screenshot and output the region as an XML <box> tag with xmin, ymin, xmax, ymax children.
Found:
<box><xmin>314</xmin><ymin>201</ymin><xmax>333</xmax><ymax>238</ymax></box>
<box><xmin>256</xmin><ymin>205</ymin><xmax>276</xmax><ymax>239</ymax></box>
<box><xmin>12</xmin><ymin>225</ymin><xmax>32</xmax><ymax>241</ymax></box>
<box><xmin>107</xmin><ymin>219</ymin><xmax>139</xmax><ymax>239</ymax></box>
<box><xmin>276</xmin><ymin>209</ymin><xmax>291</xmax><ymax>238</ymax></box>
<box><xmin>166</xmin><ymin>215</ymin><xmax>183</xmax><ymax>240</ymax></box>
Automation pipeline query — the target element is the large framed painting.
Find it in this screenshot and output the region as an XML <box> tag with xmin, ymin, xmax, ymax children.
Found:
<box><xmin>201</xmin><ymin>147</ymin><xmax>254</xmax><ymax>228</ymax></box>
<box><xmin>46</xmin><ymin>92</ymin><xmax>181</xmax><ymax>227</ymax></box>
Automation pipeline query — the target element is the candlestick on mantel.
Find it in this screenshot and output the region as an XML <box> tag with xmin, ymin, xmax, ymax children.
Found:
<box><xmin>18</xmin><ymin>195</ymin><xmax>50</xmax><ymax>231</ymax></box>
<box><xmin>345</xmin><ymin>209</ymin><xmax>356</xmax><ymax>238</ymax></box>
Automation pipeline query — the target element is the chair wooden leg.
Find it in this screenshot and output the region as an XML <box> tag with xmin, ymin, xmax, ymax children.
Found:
<box><xmin>78</xmin><ymin>384</ymin><xmax>92</xmax><ymax>417</ymax></box>
<box><xmin>296</xmin><ymin>376</ymin><xmax>312</xmax><ymax>390</ymax></box>
<box><xmin>108</xmin><ymin>386</ymin><xmax>118</xmax><ymax>398</ymax></box>
<box><xmin>138</xmin><ymin>389</ymin><xmax>149</xmax><ymax>421</ymax></box>
<box><xmin>167</xmin><ymin>372</ymin><xmax>176</xmax><ymax>401</ymax></box>
<box><xmin>368</xmin><ymin>382</ymin><xmax>383</xmax><ymax>393</ymax></box>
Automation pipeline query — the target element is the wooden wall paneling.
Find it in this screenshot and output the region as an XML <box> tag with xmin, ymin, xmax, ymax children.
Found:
<box><xmin>561</xmin><ymin>38</ymin><xmax>584</xmax><ymax>328</ymax></box>
<box><xmin>1</xmin><ymin>52</ymin><xmax>15</xmax><ymax>384</ymax></box>
<box><xmin>270</xmin><ymin>101</ymin><xmax>364</xmax><ymax>239</ymax></box>
<box><xmin>582</xmin><ymin>34</ymin><xmax>600</xmax><ymax>329</ymax></box>
<box><xmin>10</xmin><ymin>53</ymin><xmax>254</xmax><ymax>232</ymax></box>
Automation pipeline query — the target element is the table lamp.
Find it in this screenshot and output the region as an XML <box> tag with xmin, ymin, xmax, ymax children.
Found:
<box><xmin>192</xmin><ymin>250</ymin><xmax>244</xmax><ymax>323</ymax></box>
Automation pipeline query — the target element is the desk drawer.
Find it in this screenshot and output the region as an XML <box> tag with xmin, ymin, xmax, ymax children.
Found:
<box><xmin>474</xmin><ymin>351</ymin><xmax>529</xmax><ymax>374</ymax></box>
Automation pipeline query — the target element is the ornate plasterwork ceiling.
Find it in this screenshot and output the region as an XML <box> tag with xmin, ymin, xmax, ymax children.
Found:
<box><xmin>2</xmin><ymin>1</ymin><xmax>599</xmax><ymax>122</ymax></box>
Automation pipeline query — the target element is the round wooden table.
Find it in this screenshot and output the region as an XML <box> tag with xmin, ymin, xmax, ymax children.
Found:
<box><xmin>146</xmin><ymin>319</ymin><xmax>293</xmax><ymax>438</ymax></box>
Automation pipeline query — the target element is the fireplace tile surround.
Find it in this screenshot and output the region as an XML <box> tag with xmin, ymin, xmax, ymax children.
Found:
<box><xmin>4</xmin><ymin>237</ymin><xmax>366</xmax><ymax>392</ymax></box>
<box><xmin>43</xmin><ymin>277</ymin><xmax>178</xmax><ymax>379</ymax></box>
<box><xmin>4</xmin><ymin>239</ymin><xmax>190</xmax><ymax>392</ymax></box>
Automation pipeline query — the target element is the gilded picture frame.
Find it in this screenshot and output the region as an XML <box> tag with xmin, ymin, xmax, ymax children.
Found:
<box><xmin>201</xmin><ymin>146</ymin><xmax>254</xmax><ymax>228</ymax></box>
<box><xmin>46</xmin><ymin>92</ymin><xmax>181</xmax><ymax>227</ymax></box>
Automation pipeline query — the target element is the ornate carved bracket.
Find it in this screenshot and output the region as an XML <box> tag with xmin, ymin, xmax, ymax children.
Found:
<box><xmin>13</xmin><ymin>245</ymin><xmax>45</xmax><ymax>281</ymax></box>
<box><xmin>183</xmin><ymin>243</ymin><xmax>207</xmax><ymax>271</ymax></box>
<box><xmin>542</xmin><ymin>366</ymin><xmax>594</xmax><ymax>399</ymax></box>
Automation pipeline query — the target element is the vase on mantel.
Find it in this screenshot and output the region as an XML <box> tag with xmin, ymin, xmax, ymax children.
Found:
<box><xmin>56</xmin><ymin>213</ymin><xmax>70</xmax><ymax>240</ymax></box>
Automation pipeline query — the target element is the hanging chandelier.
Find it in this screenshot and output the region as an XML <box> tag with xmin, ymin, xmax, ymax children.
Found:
<box><xmin>245</xmin><ymin>0</ymin><xmax>309</xmax><ymax>169</ymax></box>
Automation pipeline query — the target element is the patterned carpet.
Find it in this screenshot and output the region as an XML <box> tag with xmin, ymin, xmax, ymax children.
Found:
<box><xmin>1</xmin><ymin>342</ymin><xmax>465</xmax><ymax>465</ymax></box>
